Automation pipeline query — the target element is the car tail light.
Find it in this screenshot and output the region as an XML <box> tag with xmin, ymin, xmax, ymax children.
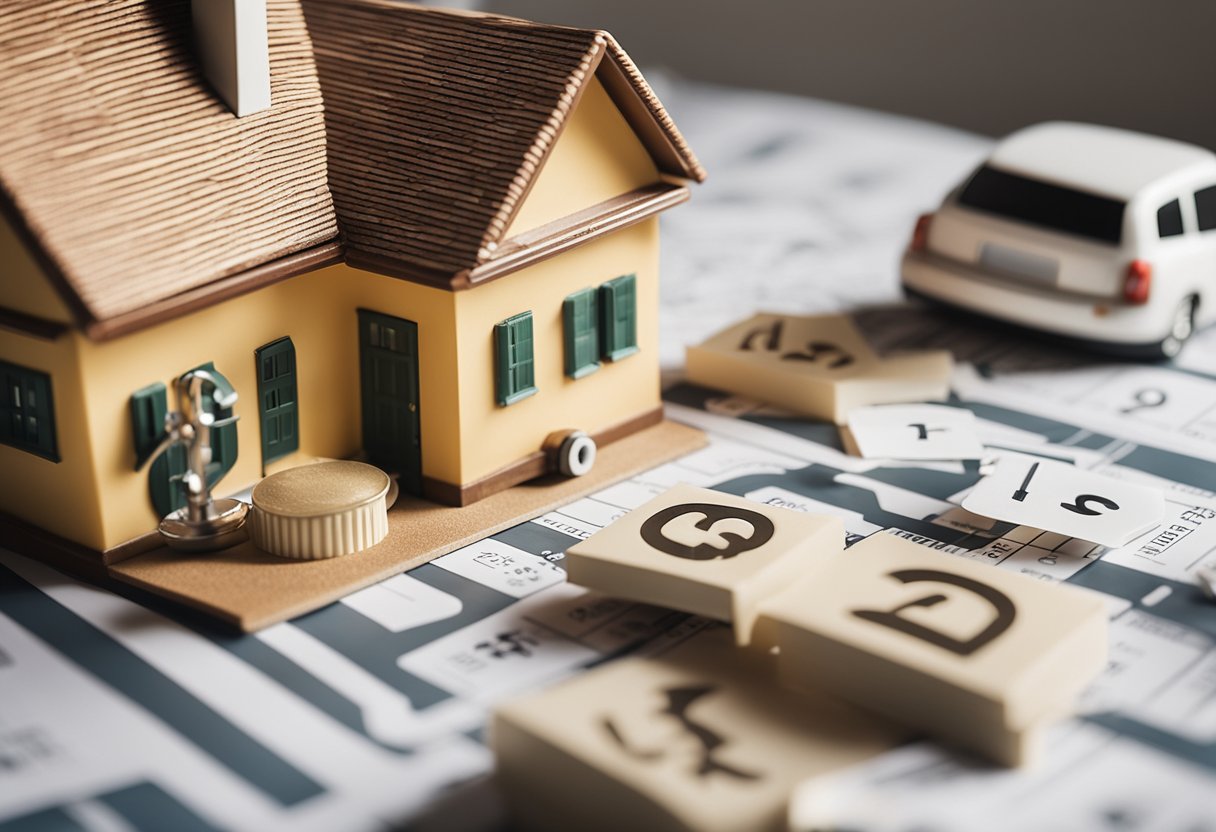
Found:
<box><xmin>1123</xmin><ymin>259</ymin><xmax>1152</xmax><ymax>305</ymax></box>
<box><xmin>910</xmin><ymin>213</ymin><xmax>933</xmax><ymax>252</ymax></box>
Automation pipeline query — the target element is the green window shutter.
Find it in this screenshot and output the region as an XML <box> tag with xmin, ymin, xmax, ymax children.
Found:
<box><xmin>128</xmin><ymin>365</ymin><xmax>235</xmax><ymax>517</ymax></box>
<box><xmin>255</xmin><ymin>337</ymin><xmax>299</xmax><ymax>467</ymax></box>
<box><xmin>562</xmin><ymin>288</ymin><xmax>601</xmax><ymax>379</ymax></box>
<box><xmin>0</xmin><ymin>360</ymin><xmax>59</xmax><ymax>462</ymax></box>
<box><xmin>129</xmin><ymin>382</ymin><xmax>186</xmax><ymax>516</ymax></box>
<box><xmin>494</xmin><ymin>311</ymin><xmax>539</xmax><ymax>406</ymax></box>
<box><xmin>598</xmin><ymin>274</ymin><xmax>639</xmax><ymax>362</ymax></box>
<box><xmin>130</xmin><ymin>382</ymin><xmax>167</xmax><ymax>470</ymax></box>
<box><xmin>190</xmin><ymin>361</ymin><xmax>238</xmax><ymax>488</ymax></box>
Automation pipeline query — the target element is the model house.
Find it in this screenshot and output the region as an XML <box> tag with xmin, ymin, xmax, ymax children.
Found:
<box><xmin>0</xmin><ymin>0</ymin><xmax>704</xmax><ymax>560</ymax></box>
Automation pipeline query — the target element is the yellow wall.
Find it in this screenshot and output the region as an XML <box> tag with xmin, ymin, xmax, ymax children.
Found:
<box><xmin>0</xmin><ymin>216</ymin><xmax>74</xmax><ymax>323</ymax></box>
<box><xmin>0</xmin><ymin>329</ymin><xmax>104</xmax><ymax>546</ymax></box>
<box><xmin>0</xmin><ymin>221</ymin><xmax>660</xmax><ymax>550</ymax></box>
<box><xmin>60</xmin><ymin>266</ymin><xmax>460</xmax><ymax>551</ymax></box>
<box><xmin>503</xmin><ymin>75</ymin><xmax>661</xmax><ymax>238</ymax></box>
<box><xmin>454</xmin><ymin>218</ymin><xmax>662</xmax><ymax>484</ymax></box>
<box><xmin>71</xmin><ymin>269</ymin><xmax>354</xmax><ymax>550</ymax></box>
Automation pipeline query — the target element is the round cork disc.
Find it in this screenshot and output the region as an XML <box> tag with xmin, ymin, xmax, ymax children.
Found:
<box><xmin>250</xmin><ymin>461</ymin><xmax>392</xmax><ymax>560</ymax></box>
<box><xmin>252</xmin><ymin>461</ymin><xmax>390</xmax><ymax>518</ymax></box>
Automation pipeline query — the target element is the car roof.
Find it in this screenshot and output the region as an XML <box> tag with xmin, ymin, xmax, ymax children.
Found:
<box><xmin>986</xmin><ymin>122</ymin><xmax>1216</xmax><ymax>201</ymax></box>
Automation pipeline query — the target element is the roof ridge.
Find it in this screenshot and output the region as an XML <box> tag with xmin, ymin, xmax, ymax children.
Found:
<box><xmin>475</xmin><ymin>34</ymin><xmax>606</xmax><ymax>261</ymax></box>
<box><xmin>600</xmin><ymin>32</ymin><xmax>707</xmax><ymax>184</ymax></box>
<box><xmin>326</xmin><ymin>0</ymin><xmax>613</xmax><ymax>42</ymax></box>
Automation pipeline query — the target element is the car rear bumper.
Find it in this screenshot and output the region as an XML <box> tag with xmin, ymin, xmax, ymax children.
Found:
<box><xmin>901</xmin><ymin>250</ymin><xmax>1167</xmax><ymax>346</ymax></box>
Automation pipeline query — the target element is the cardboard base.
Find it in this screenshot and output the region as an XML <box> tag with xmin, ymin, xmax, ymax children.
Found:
<box><xmin>107</xmin><ymin>419</ymin><xmax>706</xmax><ymax>631</ymax></box>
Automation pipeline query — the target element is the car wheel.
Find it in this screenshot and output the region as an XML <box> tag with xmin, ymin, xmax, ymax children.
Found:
<box><xmin>1158</xmin><ymin>296</ymin><xmax>1197</xmax><ymax>359</ymax></box>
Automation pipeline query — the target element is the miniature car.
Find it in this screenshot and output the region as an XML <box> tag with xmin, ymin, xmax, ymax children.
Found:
<box><xmin>902</xmin><ymin>122</ymin><xmax>1216</xmax><ymax>359</ymax></box>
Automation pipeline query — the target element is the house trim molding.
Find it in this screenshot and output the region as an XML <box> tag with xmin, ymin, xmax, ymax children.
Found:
<box><xmin>84</xmin><ymin>242</ymin><xmax>345</xmax><ymax>342</ymax></box>
<box><xmin>0</xmin><ymin>306</ymin><xmax>70</xmax><ymax>340</ymax></box>
<box><xmin>422</xmin><ymin>404</ymin><xmax>664</xmax><ymax>507</ymax></box>
<box><xmin>347</xmin><ymin>183</ymin><xmax>689</xmax><ymax>293</ymax></box>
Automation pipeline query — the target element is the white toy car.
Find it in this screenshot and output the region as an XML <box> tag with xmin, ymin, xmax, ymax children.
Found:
<box><xmin>902</xmin><ymin>122</ymin><xmax>1216</xmax><ymax>359</ymax></box>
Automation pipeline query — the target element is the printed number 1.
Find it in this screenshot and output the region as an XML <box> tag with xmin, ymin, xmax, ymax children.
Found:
<box><xmin>1010</xmin><ymin>461</ymin><xmax>1120</xmax><ymax>516</ymax></box>
<box><xmin>908</xmin><ymin>423</ymin><xmax>944</xmax><ymax>441</ymax></box>
<box><xmin>1012</xmin><ymin>462</ymin><xmax>1038</xmax><ymax>502</ymax></box>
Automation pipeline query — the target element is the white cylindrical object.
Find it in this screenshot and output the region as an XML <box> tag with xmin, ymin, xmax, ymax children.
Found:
<box><xmin>251</xmin><ymin>461</ymin><xmax>390</xmax><ymax>560</ymax></box>
<box><xmin>559</xmin><ymin>431</ymin><xmax>597</xmax><ymax>477</ymax></box>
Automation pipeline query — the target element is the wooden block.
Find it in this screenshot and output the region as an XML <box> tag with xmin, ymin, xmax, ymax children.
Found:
<box><xmin>565</xmin><ymin>484</ymin><xmax>844</xmax><ymax>645</ymax></box>
<box><xmin>685</xmin><ymin>313</ymin><xmax>953</xmax><ymax>424</ymax></box>
<box><xmin>492</xmin><ymin>627</ymin><xmax>903</xmax><ymax>832</ymax></box>
<box><xmin>759</xmin><ymin>532</ymin><xmax>1107</xmax><ymax>766</ymax></box>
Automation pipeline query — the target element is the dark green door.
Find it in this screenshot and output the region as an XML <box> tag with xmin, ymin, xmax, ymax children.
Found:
<box><xmin>358</xmin><ymin>310</ymin><xmax>421</xmax><ymax>495</ymax></box>
<box><xmin>256</xmin><ymin>337</ymin><xmax>299</xmax><ymax>468</ymax></box>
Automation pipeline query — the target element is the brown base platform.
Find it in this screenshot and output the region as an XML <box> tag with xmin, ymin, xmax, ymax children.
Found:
<box><xmin>94</xmin><ymin>419</ymin><xmax>704</xmax><ymax>631</ymax></box>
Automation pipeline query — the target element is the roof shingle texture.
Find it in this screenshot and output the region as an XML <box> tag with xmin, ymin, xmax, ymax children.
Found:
<box><xmin>300</xmin><ymin>0</ymin><xmax>704</xmax><ymax>275</ymax></box>
<box><xmin>0</xmin><ymin>0</ymin><xmax>336</xmax><ymax>323</ymax></box>
<box><xmin>0</xmin><ymin>0</ymin><xmax>703</xmax><ymax>326</ymax></box>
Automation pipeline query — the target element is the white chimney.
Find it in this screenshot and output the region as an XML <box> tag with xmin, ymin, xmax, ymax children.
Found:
<box><xmin>192</xmin><ymin>0</ymin><xmax>272</xmax><ymax>117</ymax></box>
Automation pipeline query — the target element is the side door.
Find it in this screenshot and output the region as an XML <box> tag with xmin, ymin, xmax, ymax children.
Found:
<box><xmin>255</xmin><ymin>337</ymin><xmax>299</xmax><ymax>470</ymax></box>
<box><xmin>357</xmin><ymin>309</ymin><xmax>422</xmax><ymax>495</ymax></box>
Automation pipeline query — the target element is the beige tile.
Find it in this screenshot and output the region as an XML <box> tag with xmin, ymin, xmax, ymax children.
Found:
<box><xmin>492</xmin><ymin>627</ymin><xmax>904</xmax><ymax>832</ymax></box>
<box><xmin>759</xmin><ymin>532</ymin><xmax>1107</xmax><ymax>766</ymax></box>
<box><xmin>565</xmin><ymin>484</ymin><xmax>844</xmax><ymax>645</ymax></box>
<box><xmin>685</xmin><ymin>313</ymin><xmax>952</xmax><ymax>424</ymax></box>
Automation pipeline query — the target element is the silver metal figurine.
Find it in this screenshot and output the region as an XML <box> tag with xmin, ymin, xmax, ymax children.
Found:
<box><xmin>138</xmin><ymin>368</ymin><xmax>249</xmax><ymax>551</ymax></box>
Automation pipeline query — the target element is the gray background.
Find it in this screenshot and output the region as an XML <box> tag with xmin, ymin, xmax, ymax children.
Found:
<box><xmin>482</xmin><ymin>0</ymin><xmax>1216</xmax><ymax>150</ymax></box>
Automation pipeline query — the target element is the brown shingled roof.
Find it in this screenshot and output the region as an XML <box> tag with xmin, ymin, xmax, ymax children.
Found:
<box><xmin>303</xmin><ymin>0</ymin><xmax>705</xmax><ymax>280</ymax></box>
<box><xmin>0</xmin><ymin>0</ymin><xmax>703</xmax><ymax>337</ymax></box>
<box><xmin>0</xmin><ymin>0</ymin><xmax>337</xmax><ymax>330</ymax></box>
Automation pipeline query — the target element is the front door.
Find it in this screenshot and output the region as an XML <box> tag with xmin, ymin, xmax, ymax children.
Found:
<box><xmin>357</xmin><ymin>310</ymin><xmax>422</xmax><ymax>495</ymax></box>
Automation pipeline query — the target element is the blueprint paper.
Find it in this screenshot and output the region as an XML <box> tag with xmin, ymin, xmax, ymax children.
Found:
<box><xmin>5</xmin><ymin>303</ymin><xmax>1216</xmax><ymax>831</ymax></box>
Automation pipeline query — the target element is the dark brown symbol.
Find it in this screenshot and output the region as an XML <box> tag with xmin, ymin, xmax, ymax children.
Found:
<box><xmin>739</xmin><ymin>319</ymin><xmax>783</xmax><ymax>351</ymax></box>
<box><xmin>1012</xmin><ymin>462</ymin><xmax>1121</xmax><ymax>516</ymax></box>
<box><xmin>852</xmin><ymin>569</ymin><xmax>1016</xmax><ymax>657</ymax></box>
<box><xmin>603</xmin><ymin>685</ymin><xmax>761</xmax><ymax>782</ymax></box>
<box><xmin>1060</xmin><ymin>494</ymin><xmax>1120</xmax><ymax>516</ymax></box>
<box><xmin>1120</xmin><ymin>387</ymin><xmax>1167</xmax><ymax>415</ymax></box>
<box><xmin>908</xmin><ymin>423</ymin><xmax>945</xmax><ymax>440</ymax></box>
<box><xmin>639</xmin><ymin>503</ymin><xmax>775</xmax><ymax>561</ymax></box>
<box><xmin>780</xmin><ymin>340</ymin><xmax>854</xmax><ymax>369</ymax></box>
<box><xmin>474</xmin><ymin>630</ymin><xmax>539</xmax><ymax>659</ymax></box>
<box><xmin>1012</xmin><ymin>461</ymin><xmax>1039</xmax><ymax>502</ymax></box>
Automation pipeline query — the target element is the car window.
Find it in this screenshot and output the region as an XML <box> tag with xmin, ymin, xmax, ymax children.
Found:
<box><xmin>1196</xmin><ymin>185</ymin><xmax>1216</xmax><ymax>232</ymax></box>
<box><xmin>1157</xmin><ymin>199</ymin><xmax>1184</xmax><ymax>238</ymax></box>
<box><xmin>958</xmin><ymin>165</ymin><xmax>1125</xmax><ymax>244</ymax></box>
